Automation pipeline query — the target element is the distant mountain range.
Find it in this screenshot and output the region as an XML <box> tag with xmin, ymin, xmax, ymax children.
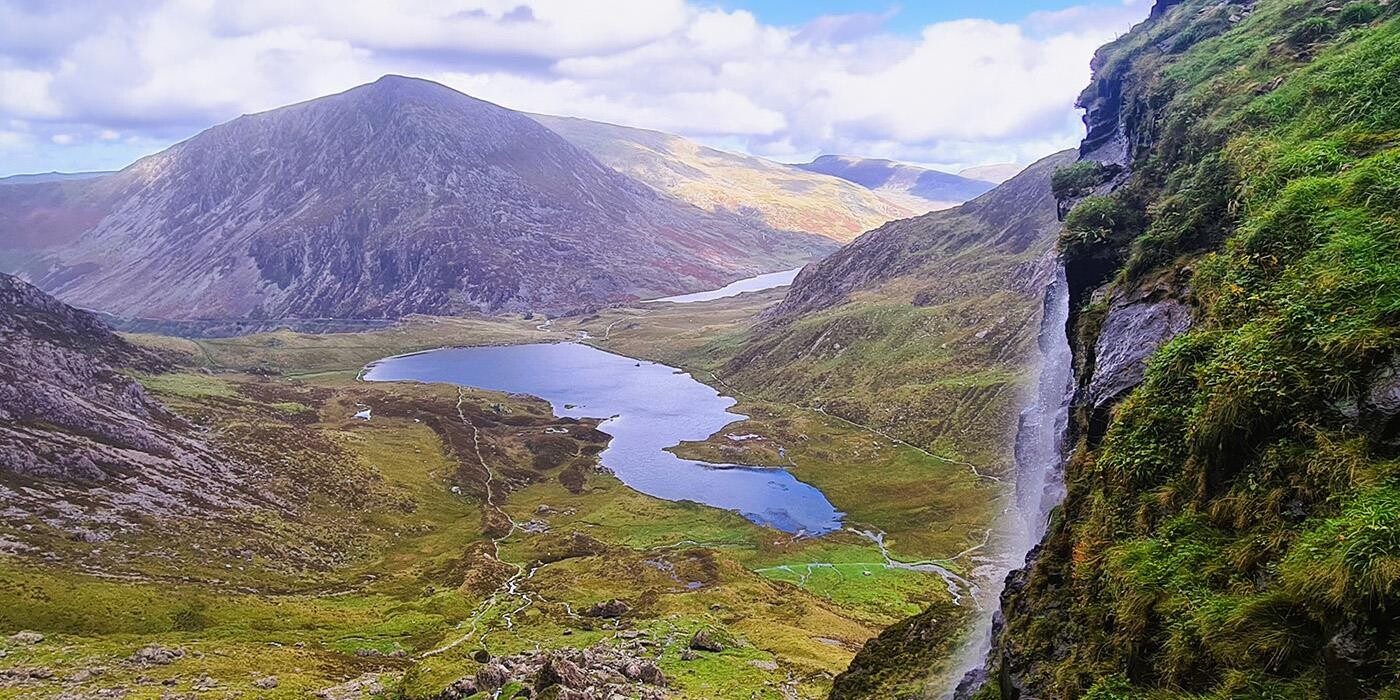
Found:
<box><xmin>957</xmin><ymin>163</ymin><xmax>1023</xmax><ymax>184</ymax></box>
<box><xmin>0</xmin><ymin>76</ymin><xmax>833</xmax><ymax>320</ymax></box>
<box><xmin>796</xmin><ymin>155</ymin><xmax>997</xmax><ymax>213</ymax></box>
<box><xmin>530</xmin><ymin>115</ymin><xmax>915</xmax><ymax>243</ymax></box>
<box><xmin>0</xmin><ymin>171</ymin><xmax>115</xmax><ymax>185</ymax></box>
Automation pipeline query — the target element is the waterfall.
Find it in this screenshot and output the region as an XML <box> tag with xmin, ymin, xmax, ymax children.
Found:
<box><xmin>1010</xmin><ymin>263</ymin><xmax>1073</xmax><ymax>555</ymax></box>
<box><xmin>942</xmin><ymin>263</ymin><xmax>1074</xmax><ymax>699</ymax></box>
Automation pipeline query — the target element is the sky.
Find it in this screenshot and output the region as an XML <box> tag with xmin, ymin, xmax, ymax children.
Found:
<box><xmin>0</xmin><ymin>0</ymin><xmax>1154</xmax><ymax>177</ymax></box>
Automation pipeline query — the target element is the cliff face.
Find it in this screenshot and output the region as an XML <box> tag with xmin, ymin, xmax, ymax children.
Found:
<box><xmin>0</xmin><ymin>76</ymin><xmax>833</xmax><ymax>320</ymax></box>
<box><xmin>978</xmin><ymin>1</ymin><xmax>1400</xmax><ymax>698</ymax></box>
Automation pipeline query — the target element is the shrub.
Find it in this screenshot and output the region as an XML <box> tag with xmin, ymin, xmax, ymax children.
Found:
<box><xmin>1052</xmin><ymin>161</ymin><xmax>1111</xmax><ymax>200</ymax></box>
<box><xmin>1338</xmin><ymin>1</ymin><xmax>1382</xmax><ymax>27</ymax></box>
<box><xmin>1288</xmin><ymin>17</ymin><xmax>1333</xmax><ymax>47</ymax></box>
<box><xmin>1064</xmin><ymin>195</ymin><xmax>1137</xmax><ymax>243</ymax></box>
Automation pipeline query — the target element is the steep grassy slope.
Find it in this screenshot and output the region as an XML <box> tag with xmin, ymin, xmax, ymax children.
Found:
<box><xmin>530</xmin><ymin>114</ymin><xmax>915</xmax><ymax>242</ymax></box>
<box><xmin>979</xmin><ymin>1</ymin><xmax>1400</xmax><ymax>698</ymax></box>
<box><xmin>707</xmin><ymin>151</ymin><xmax>1075</xmax><ymax>473</ymax></box>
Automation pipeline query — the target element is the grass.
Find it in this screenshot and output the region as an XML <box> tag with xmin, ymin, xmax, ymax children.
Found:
<box><xmin>4</xmin><ymin>297</ymin><xmax>996</xmax><ymax>698</ymax></box>
<box><xmin>984</xmin><ymin>3</ymin><xmax>1400</xmax><ymax>698</ymax></box>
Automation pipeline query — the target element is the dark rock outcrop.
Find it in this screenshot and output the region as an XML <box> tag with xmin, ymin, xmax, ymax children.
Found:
<box><xmin>1083</xmin><ymin>285</ymin><xmax>1193</xmax><ymax>412</ymax></box>
<box><xmin>582</xmin><ymin>599</ymin><xmax>630</xmax><ymax>618</ymax></box>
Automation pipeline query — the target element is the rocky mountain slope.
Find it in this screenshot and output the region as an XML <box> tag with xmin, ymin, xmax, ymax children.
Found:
<box><xmin>795</xmin><ymin>155</ymin><xmax>996</xmax><ymax>213</ymax></box>
<box><xmin>0</xmin><ymin>76</ymin><xmax>833</xmax><ymax>320</ymax></box>
<box><xmin>972</xmin><ymin>1</ymin><xmax>1400</xmax><ymax>698</ymax></box>
<box><xmin>530</xmin><ymin>114</ymin><xmax>915</xmax><ymax>243</ymax></box>
<box><xmin>0</xmin><ymin>273</ymin><xmax>268</xmax><ymax>548</ymax></box>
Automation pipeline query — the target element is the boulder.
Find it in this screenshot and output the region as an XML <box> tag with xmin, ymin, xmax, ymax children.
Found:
<box><xmin>8</xmin><ymin>631</ymin><xmax>44</xmax><ymax>645</ymax></box>
<box><xmin>689</xmin><ymin>629</ymin><xmax>725</xmax><ymax>652</ymax></box>
<box><xmin>129</xmin><ymin>644</ymin><xmax>185</xmax><ymax>665</ymax></box>
<box><xmin>474</xmin><ymin>663</ymin><xmax>511</xmax><ymax>690</ymax></box>
<box><xmin>536</xmin><ymin>655</ymin><xmax>587</xmax><ymax>690</ymax></box>
<box><xmin>583</xmin><ymin>599</ymin><xmax>630</xmax><ymax>618</ymax></box>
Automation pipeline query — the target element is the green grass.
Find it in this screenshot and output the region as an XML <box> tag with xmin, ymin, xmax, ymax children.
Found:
<box><xmin>4</xmin><ymin>346</ymin><xmax>980</xmax><ymax>698</ymax></box>
<box><xmin>984</xmin><ymin>3</ymin><xmax>1400</xmax><ymax>698</ymax></box>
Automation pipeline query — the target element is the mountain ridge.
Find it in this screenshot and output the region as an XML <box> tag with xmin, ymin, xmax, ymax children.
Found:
<box><xmin>529</xmin><ymin>113</ymin><xmax>917</xmax><ymax>242</ymax></box>
<box><xmin>796</xmin><ymin>154</ymin><xmax>996</xmax><ymax>212</ymax></box>
<box><xmin>0</xmin><ymin>75</ymin><xmax>834</xmax><ymax>320</ymax></box>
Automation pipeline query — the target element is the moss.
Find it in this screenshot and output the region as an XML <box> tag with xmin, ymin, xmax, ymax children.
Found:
<box><xmin>989</xmin><ymin>4</ymin><xmax>1400</xmax><ymax>698</ymax></box>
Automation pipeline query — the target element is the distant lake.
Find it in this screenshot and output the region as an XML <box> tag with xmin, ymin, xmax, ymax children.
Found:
<box><xmin>642</xmin><ymin>267</ymin><xmax>802</xmax><ymax>304</ymax></box>
<box><xmin>363</xmin><ymin>342</ymin><xmax>843</xmax><ymax>534</ymax></box>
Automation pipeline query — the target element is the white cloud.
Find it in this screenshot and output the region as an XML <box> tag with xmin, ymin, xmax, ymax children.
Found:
<box><xmin>0</xmin><ymin>0</ymin><xmax>1152</xmax><ymax>175</ymax></box>
<box><xmin>49</xmin><ymin>133</ymin><xmax>74</xmax><ymax>145</ymax></box>
<box><xmin>0</xmin><ymin>129</ymin><xmax>31</xmax><ymax>150</ymax></box>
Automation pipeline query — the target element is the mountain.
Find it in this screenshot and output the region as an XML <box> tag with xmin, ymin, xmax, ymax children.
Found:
<box><xmin>529</xmin><ymin>114</ymin><xmax>915</xmax><ymax>242</ymax></box>
<box><xmin>0</xmin><ymin>76</ymin><xmax>834</xmax><ymax>320</ymax></box>
<box><xmin>717</xmin><ymin>149</ymin><xmax>1073</xmax><ymax>484</ymax></box>
<box><xmin>795</xmin><ymin>155</ymin><xmax>996</xmax><ymax>213</ymax></box>
<box><xmin>0</xmin><ymin>273</ymin><xmax>268</xmax><ymax>536</ymax></box>
<box><xmin>0</xmin><ymin>171</ymin><xmax>114</xmax><ymax>185</ymax></box>
<box><xmin>689</xmin><ymin>149</ymin><xmax>1074</xmax><ymax>697</ymax></box>
<box><xmin>957</xmin><ymin>163</ymin><xmax>1022</xmax><ymax>184</ymax></box>
<box><xmin>967</xmin><ymin>1</ymin><xmax>1400</xmax><ymax>698</ymax></box>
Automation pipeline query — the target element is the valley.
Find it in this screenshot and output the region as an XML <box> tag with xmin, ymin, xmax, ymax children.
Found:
<box><xmin>0</xmin><ymin>275</ymin><xmax>1000</xmax><ymax>699</ymax></box>
<box><xmin>2</xmin><ymin>1</ymin><xmax>1397</xmax><ymax>698</ymax></box>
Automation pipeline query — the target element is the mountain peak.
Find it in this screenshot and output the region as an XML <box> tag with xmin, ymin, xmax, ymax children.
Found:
<box><xmin>3</xmin><ymin>77</ymin><xmax>831</xmax><ymax>320</ymax></box>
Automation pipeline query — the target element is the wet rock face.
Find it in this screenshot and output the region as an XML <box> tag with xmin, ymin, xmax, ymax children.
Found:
<box><xmin>1085</xmin><ymin>290</ymin><xmax>1193</xmax><ymax>411</ymax></box>
<box><xmin>1363</xmin><ymin>355</ymin><xmax>1400</xmax><ymax>447</ymax></box>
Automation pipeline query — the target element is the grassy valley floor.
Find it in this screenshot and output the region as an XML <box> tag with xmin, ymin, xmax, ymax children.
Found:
<box><xmin>1</xmin><ymin>295</ymin><xmax>999</xmax><ymax>699</ymax></box>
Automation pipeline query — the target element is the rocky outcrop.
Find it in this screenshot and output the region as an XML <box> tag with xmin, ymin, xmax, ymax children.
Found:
<box><xmin>1083</xmin><ymin>283</ymin><xmax>1193</xmax><ymax>416</ymax></box>
<box><xmin>435</xmin><ymin>642</ymin><xmax>668</xmax><ymax>700</ymax></box>
<box><xmin>0</xmin><ymin>273</ymin><xmax>267</xmax><ymax>540</ymax></box>
<box><xmin>0</xmin><ymin>76</ymin><xmax>833</xmax><ymax>320</ymax></box>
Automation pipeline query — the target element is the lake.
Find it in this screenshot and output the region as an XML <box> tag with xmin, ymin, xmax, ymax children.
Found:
<box><xmin>642</xmin><ymin>267</ymin><xmax>802</xmax><ymax>304</ymax></box>
<box><xmin>363</xmin><ymin>342</ymin><xmax>844</xmax><ymax>534</ymax></box>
